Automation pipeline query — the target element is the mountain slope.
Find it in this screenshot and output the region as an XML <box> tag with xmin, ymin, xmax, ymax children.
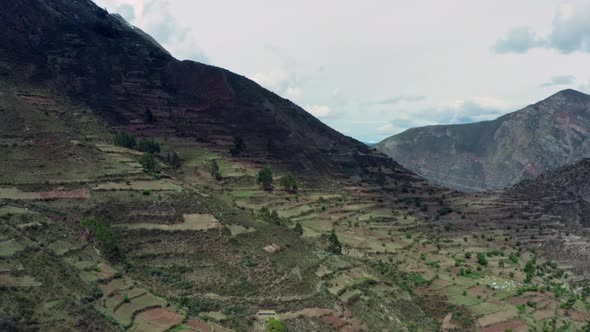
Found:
<box><xmin>375</xmin><ymin>89</ymin><xmax>590</xmax><ymax>191</ymax></box>
<box><xmin>0</xmin><ymin>0</ymin><xmax>410</xmax><ymax>179</ymax></box>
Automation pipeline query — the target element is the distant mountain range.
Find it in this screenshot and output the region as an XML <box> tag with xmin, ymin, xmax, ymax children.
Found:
<box><xmin>375</xmin><ymin>89</ymin><xmax>590</xmax><ymax>191</ymax></box>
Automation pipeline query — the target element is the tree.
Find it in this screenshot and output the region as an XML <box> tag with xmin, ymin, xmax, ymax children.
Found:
<box><xmin>477</xmin><ymin>252</ymin><xmax>488</xmax><ymax>266</ymax></box>
<box><xmin>294</xmin><ymin>222</ymin><xmax>303</xmax><ymax>236</ymax></box>
<box><xmin>113</xmin><ymin>132</ymin><xmax>136</xmax><ymax>149</ymax></box>
<box><xmin>279</xmin><ymin>173</ymin><xmax>298</xmax><ymax>193</ymax></box>
<box><xmin>137</xmin><ymin>138</ymin><xmax>161</xmax><ymax>154</ymax></box>
<box><xmin>257</xmin><ymin>166</ymin><xmax>273</xmax><ymax>191</ymax></box>
<box><xmin>524</xmin><ymin>260</ymin><xmax>535</xmax><ymax>283</ymax></box>
<box><xmin>328</xmin><ymin>229</ymin><xmax>342</xmax><ymax>255</ymax></box>
<box><xmin>139</xmin><ymin>152</ymin><xmax>158</xmax><ymax>174</ymax></box>
<box><xmin>80</xmin><ymin>217</ymin><xmax>124</xmax><ymax>262</ymax></box>
<box><xmin>259</xmin><ymin>207</ymin><xmax>281</xmax><ymax>224</ymax></box>
<box><xmin>144</xmin><ymin>108</ymin><xmax>154</xmax><ymax>123</ymax></box>
<box><xmin>210</xmin><ymin>160</ymin><xmax>222</xmax><ymax>180</ymax></box>
<box><xmin>266</xmin><ymin>138</ymin><xmax>274</xmax><ymax>153</ymax></box>
<box><xmin>167</xmin><ymin>152</ymin><xmax>181</xmax><ymax>169</ymax></box>
<box><xmin>230</xmin><ymin>136</ymin><xmax>246</xmax><ymax>156</ymax></box>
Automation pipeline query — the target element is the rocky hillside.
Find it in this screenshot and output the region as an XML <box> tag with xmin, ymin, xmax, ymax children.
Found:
<box><xmin>375</xmin><ymin>89</ymin><xmax>590</xmax><ymax>191</ymax></box>
<box><xmin>0</xmin><ymin>0</ymin><xmax>409</xmax><ymax>179</ymax></box>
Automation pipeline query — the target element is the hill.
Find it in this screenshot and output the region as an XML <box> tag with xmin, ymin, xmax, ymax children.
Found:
<box><xmin>0</xmin><ymin>0</ymin><xmax>411</xmax><ymax>179</ymax></box>
<box><xmin>375</xmin><ymin>89</ymin><xmax>590</xmax><ymax>191</ymax></box>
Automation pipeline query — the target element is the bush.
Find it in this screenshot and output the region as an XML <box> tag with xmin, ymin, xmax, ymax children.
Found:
<box><xmin>437</xmin><ymin>207</ymin><xmax>453</xmax><ymax>216</ymax></box>
<box><xmin>139</xmin><ymin>153</ymin><xmax>158</xmax><ymax>175</ymax></box>
<box><xmin>294</xmin><ymin>222</ymin><xmax>303</xmax><ymax>236</ymax></box>
<box><xmin>266</xmin><ymin>317</ymin><xmax>287</xmax><ymax>332</ymax></box>
<box><xmin>113</xmin><ymin>132</ymin><xmax>136</xmax><ymax>149</ymax></box>
<box><xmin>210</xmin><ymin>160</ymin><xmax>222</xmax><ymax>180</ymax></box>
<box><xmin>259</xmin><ymin>207</ymin><xmax>281</xmax><ymax>225</ymax></box>
<box><xmin>279</xmin><ymin>173</ymin><xmax>298</xmax><ymax>193</ymax></box>
<box><xmin>167</xmin><ymin>152</ymin><xmax>181</xmax><ymax>169</ymax></box>
<box><xmin>328</xmin><ymin>229</ymin><xmax>342</xmax><ymax>255</ymax></box>
<box><xmin>257</xmin><ymin>166</ymin><xmax>273</xmax><ymax>191</ymax></box>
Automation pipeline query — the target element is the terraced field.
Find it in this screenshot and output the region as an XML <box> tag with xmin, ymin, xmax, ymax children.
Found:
<box><xmin>2</xmin><ymin>79</ymin><xmax>590</xmax><ymax>331</ymax></box>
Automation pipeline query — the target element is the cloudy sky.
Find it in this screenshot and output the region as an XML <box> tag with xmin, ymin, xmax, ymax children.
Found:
<box><xmin>94</xmin><ymin>0</ymin><xmax>590</xmax><ymax>143</ymax></box>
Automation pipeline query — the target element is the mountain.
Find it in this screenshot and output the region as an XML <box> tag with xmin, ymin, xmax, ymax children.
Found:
<box><xmin>2</xmin><ymin>1</ymin><xmax>590</xmax><ymax>331</ymax></box>
<box><xmin>375</xmin><ymin>89</ymin><xmax>590</xmax><ymax>191</ymax></box>
<box><xmin>0</xmin><ymin>0</ymin><xmax>409</xmax><ymax>179</ymax></box>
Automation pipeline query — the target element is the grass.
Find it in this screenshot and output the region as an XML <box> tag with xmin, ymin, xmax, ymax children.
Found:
<box><xmin>115</xmin><ymin>213</ymin><xmax>220</xmax><ymax>231</ymax></box>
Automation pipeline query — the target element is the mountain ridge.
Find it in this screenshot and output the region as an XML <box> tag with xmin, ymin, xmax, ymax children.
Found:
<box><xmin>0</xmin><ymin>0</ymin><xmax>413</xmax><ymax>180</ymax></box>
<box><xmin>375</xmin><ymin>88</ymin><xmax>590</xmax><ymax>191</ymax></box>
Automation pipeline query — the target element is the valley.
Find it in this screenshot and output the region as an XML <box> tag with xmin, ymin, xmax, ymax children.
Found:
<box><xmin>1</xmin><ymin>1</ymin><xmax>590</xmax><ymax>331</ymax></box>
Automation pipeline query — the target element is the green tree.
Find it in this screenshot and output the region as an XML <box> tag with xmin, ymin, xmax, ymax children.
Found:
<box><xmin>257</xmin><ymin>166</ymin><xmax>273</xmax><ymax>191</ymax></box>
<box><xmin>80</xmin><ymin>217</ymin><xmax>124</xmax><ymax>262</ymax></box>
<box><xmin>144</xmin><ymin>108</ymin><xmax>154</xmax><ymax>123</ymax></box>
<box><xmin>279</xmin><ymin>173</ymin><xmax>298</xmax><ymax>193</ymax></box>
<box><xmin>328</xmin><ymin>229</ymin><xmax>342</xmax><ymax>255</ymax></box>
<box><xmin>524</xmin><ymin>260</ymin><xmax>535</xmax><ymax>283</ymax></box>
<box><xmin>167</xmin><ymin>152</ymin><xmax>181</xmax><ymax>169</ymax></box>
<box><xmin>137</xmin><ymin>138</ymin><xmax>161</xmax><ymax>154</ymax></box>
<box><xmin>139</xmin><ymin>152</ymin><xmax>158</xmax><ymax>174</ymax></box>
<box><xmin>294</xmin><ymin>222</ymin><xmax>303</xmax><ymax>236</ymax></box>
<box><xmin>113</xmin><ymin>132</ymin><xmax>136</xmax><ymax>149</ymax></box>
<box><xmin>476</xmin><ymin>253</ymin><xmax>488</xmax><ymax>266</ymax></box>
<box><xmin>266</xmin><ymin>317</ymin><xmax>287</xmax><ymax>332</ymax></box>
<box><xmin>210</xmin><ymin>160</ymin><xmax>222</xmax><ymax>180</ymax></box>
<box><xmin>230</xmin><ymin>136</ymin><xmax>246</xmax><ymax>156</ymax></box>
<box><xmin>266</xmin><ymin>138</ymin><xmax>274</xmax><ymax>153</ymax></box>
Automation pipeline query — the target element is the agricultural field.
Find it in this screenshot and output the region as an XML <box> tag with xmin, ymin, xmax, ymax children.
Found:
<box><xmin>1</xmin><ymin>79</ymin><xmax>590</xmax><ymax>331</ymax></box>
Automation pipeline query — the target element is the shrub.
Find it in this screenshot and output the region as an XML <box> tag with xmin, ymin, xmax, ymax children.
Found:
<box><xmin>139</xmin><ymin>153</ymin><xmax>158</xmax><ymax>175</ymax></box>
<box><xmin>328</xmin><ymin>229</ymin><xmax>342</xmax><ymax>255</ymax></box>
<box><xmin>210</xmin><ymin>160</ymin><xmax>222</xmax><ymax>180</ymax></box>
<box><xmin>266</xmin><ymin>317</ymin><xmax>287</xmax><ymax>332</ymax></box>
<box><xmin>294</xmin><ymin>222</ymin><xmax>303</xmax><ymax>236</ymax></box>
<box><xmin>167</xmin><ymin>152</ymin><xmax>181</xmax><ymax>169</ymax></box>
<box><xmin>113</xmin><ymin>132</ymin><xmax>136</xmax><ymax>149</ymax></box>
<box><xmin>137</xmin><ymin>138</ymin><xmax>161</xmax><ymax>154</ymax></box>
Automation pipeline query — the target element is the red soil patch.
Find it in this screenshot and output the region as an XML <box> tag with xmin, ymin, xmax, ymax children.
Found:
<box><xmin>570</xmin><ymin>310</ymin><xmax>590</xmax><ymax>322</ymax></box>
<box><xmin>186</xmin><ymin>318</ymin><xmax>212</xmax><ymax>332</ymax></box>
<box><xmin>479</xmin><ymin>318</ymin><xmax>528</xmax><ymax>332</ymax></box>
<box><xmin>134</xmin><ymin>307</ymin><xmax>183</xmax><ymax>332</ymax></box>
<box><xmin>39</xmin><ymin>188</ymin><xmax>90</xmax><ymax>199</ymax></box>
<box><xmin>507</xmin><ymin>296</ymin><xmax>528</xmax><ymax>305</ymax></box>
<box><xmin>467</xmin><ymin>285</ymin><xmax>488</xmax><ymax>298</ymax></box>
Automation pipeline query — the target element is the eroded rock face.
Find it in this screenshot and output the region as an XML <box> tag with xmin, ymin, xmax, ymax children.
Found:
<box><xmin>375</xmin><ymin>89</ymin><xmax>590</xmax><ymax>191</ymax></box>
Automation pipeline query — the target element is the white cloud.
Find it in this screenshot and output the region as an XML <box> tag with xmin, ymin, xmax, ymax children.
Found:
<box><xmin>493</xmin><ymin>1</ymin><xmax>590</xmax><ymax>54</ymax></box>
<box><xmin>250</xmin><ymin>71</ymin><xmax>288</xmax><ymax>91</ymax></box>
<box><xmin>540</xmin><ymin>75</ymin><xmax>575</xmax><ymax>87</ymax></box>
<box><xmin>93</xmin><ymin>0</ymin><xmax>207</xmax><ymax>62</ymax></box>
<box><xmin>376</xmin><ymin>123</ymin><xmax>394</xmax><ymax>133</ymax></box>
<box><xmin>306</xmin><ymin>105</ymin><xmax>335</xmax><ymax>119</ymax></box>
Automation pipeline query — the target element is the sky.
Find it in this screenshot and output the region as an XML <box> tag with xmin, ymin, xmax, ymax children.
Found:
<box><xmin>93</xmin><ymin>0</ymin><xmax>590</xmax><ymax>143</ymax></box>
